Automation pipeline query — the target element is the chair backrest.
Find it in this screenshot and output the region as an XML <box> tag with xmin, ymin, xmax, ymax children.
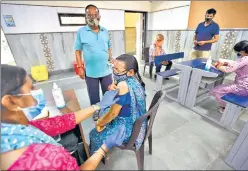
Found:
<box><xmin>125</xmin><ymin>90</ymin><xmax>166</xmax><ymax>150</ymax></box>
<box><xmin>143</xmin><ymin>47</ymin><xmax>150</xmax><ymax>63</ymax></box>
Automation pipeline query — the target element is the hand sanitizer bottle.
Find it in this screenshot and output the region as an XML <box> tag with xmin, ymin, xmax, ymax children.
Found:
<box><xmin>205</xmin><ymin>56</ymin><xmax>212</xmax><ymax>71</ymax></box>
<box><xmin>52</xmin><ymin>83</ymin><xmax>66</xmax><ymax>109</ymax></box>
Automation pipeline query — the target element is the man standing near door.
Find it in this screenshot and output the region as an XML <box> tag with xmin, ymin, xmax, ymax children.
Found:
<box><xmin>74</xmin><ymin>4</ymin><xmax>113</xmax><ymax>120</ymax></box>
<box><xmin>190</xmin><ymin>8</ymin><xmax>220</xmax><ymax>59</ymax></box>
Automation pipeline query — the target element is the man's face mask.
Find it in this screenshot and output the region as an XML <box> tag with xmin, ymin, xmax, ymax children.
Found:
<box><xmin>205</xmin><ymin>14</ymin><xmax>213</xmax><ymax>22</ymax></box>
<box><xmin>86</xmin><ymin>13</ymin><xmax>100</xmax><ymax>27</ymax></box>
<box><xmin>205</xmin><ymin>17</ymin><xmax>212</xmax><ymax>22</ymax></box>
<box><xmin>17</xmin><ymin>89</ymin><xmax>46</xmax><ymax>121</ymax></box>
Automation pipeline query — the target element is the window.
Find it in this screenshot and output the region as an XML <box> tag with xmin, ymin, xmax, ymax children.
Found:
<box><xmin>58</xmin><ymin>13</ymin><xmax>86</xmax><ymax>26</ymax></box>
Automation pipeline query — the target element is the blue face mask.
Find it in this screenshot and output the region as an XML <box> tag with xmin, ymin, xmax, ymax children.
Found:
<box><xmin>113</xmin><ymin>72</ymin><xmax>128</xmax><ymax>83</ymax></box>
<box><xmin>18</xmin><ymin>89</ymin><xmax>46</xmax><ymax>121</ymax></box>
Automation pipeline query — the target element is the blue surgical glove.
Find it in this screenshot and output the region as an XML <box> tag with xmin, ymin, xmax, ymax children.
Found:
<box><xmin>103</xmin><ymin>125</ymin><xmax>126</xmax><ymax>150</ymax></box>
<box><xmin>97</xmin><ymin>89</ymin><xmax>120</xmax><ymax>109</ymax></box>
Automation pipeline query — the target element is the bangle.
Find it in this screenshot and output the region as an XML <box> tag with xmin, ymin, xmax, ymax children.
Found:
<box><xmin>94</xmin><ymin>150</ymin><xmax>105</xmax><ymax>157</ymax></box>
<box><xmin>100</xmin><ymin>146</ymin><xmax>107</xmax><ymax>153</ymax></box>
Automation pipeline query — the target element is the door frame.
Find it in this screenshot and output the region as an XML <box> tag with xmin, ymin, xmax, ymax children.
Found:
<box><xmin>124</xmin><ymin>10</ymin><xmax>148</xmax><ymax>60</ymax></box>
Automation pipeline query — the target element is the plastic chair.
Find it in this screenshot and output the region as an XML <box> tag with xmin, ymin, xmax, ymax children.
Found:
<box><xmin>117</xmin><ymin>90</ymin><xmax>166</xmax><ymax>170</ymax></box>
<box><xmin>143</xmin><ymin>47</ymin><xmax>150</xmax><ymax>76</ymax></box>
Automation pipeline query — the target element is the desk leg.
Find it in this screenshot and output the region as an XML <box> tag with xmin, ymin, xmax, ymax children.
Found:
<box><xmin>177</xmin><ymin>69</ymin><xmax>191</xmax><ymax>105</ymax></box>
<box><xmin>78</xmin><ymin>124</ymin><xmax>90</xmax><ymax>159</ymax></box>
<box><xmin>155</xmin><ymin>75</ymin><xmax>163</xmax><ymax>92</ymax></box>
<box><xmin>185</xmin><ymin>70</ymin><xmax>202</xmax><ymax>108</ymax></box>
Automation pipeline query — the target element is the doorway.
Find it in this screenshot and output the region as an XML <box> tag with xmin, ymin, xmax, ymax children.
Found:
<box><xmin>124</xmin><ymin>11</ymin><xmax>147</xmax><ymax>64</ymax></box>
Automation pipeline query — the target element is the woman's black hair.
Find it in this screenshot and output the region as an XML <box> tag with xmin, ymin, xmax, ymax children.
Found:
<box><xmin>116</xmin><ymin>54</ymin><xmax>145</xmax><ymax>89</ymax></box>
<box><xmin>1</xmin><ymin>64</ymin><xmax>27</xmax><ymax>99</ymax></box>
<box><xmin>234</xmin><ymin>40</ymin><xmax>248</xmax><ymax>53</ymax></box>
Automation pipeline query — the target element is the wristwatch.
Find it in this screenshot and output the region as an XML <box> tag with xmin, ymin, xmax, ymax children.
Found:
<box><xmin>92</xmin><ymin>104</ymin><xmax>100</xmax><ymax>111</ymax></box>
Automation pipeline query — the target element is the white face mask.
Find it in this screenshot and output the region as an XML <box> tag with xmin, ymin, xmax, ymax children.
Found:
<box><xmin>87</xmin><ymin>18</ymin><xmax>99</xmax><ymax>27</ymax></box>
<box><xmin>17</xmin><ymin>89</ymin><xmax>46</xmax><ymax>121</ymax></box>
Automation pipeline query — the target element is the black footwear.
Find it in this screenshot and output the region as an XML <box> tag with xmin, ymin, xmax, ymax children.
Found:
<box><xmin>101</xmin><ymin>157</ymin><xmax>106</xmax><ymax>164</ymax></box>
<box><xmin>101</xmin><ymin>154</ymin><xmax>109</xmax><ymax>165</ymax></box>
<box><xmin>165</xmin><ymin>78</ymin><xmax>169</xmax><ymax>80</ymax></box>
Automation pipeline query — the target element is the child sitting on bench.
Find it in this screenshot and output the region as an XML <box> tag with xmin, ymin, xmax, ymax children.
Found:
<box><xmin>149</xmin><ymin>34</ymin><xmax>172</xmax><ymax>79</ymax></box>
<box><xmin>211</xmin><ymin>40</ymin><xmax>248</xmax><ymax>113</ymax></box>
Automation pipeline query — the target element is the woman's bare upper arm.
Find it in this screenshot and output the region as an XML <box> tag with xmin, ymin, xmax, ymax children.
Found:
<box><xmin>103</xmin><ymin>81</ymin><xmax>128</xmax><ymax>116</ymax></box>
<box><xmin>117</xmin><ymin>81</ymin><xmax>129</xmax><ymax>95</ymax></box>
<box><xmin>107</xmin><ymin>81</ymin><xmax>129</xmax><ymax>114</ymax></box>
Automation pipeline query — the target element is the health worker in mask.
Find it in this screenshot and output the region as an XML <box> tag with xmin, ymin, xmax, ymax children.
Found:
<box><xmin>1</xmin><ymin>64</ymin><xmax>126</xmax><ymax>170</ymax></box>
<box><xmin>211</xmin><ymin>40</ymin><xmax>248</xmax><ymax>113</ymax></box>
<box><xmin>74</xmin><ymin>4</ymin><xmax>114</xmax><ymax>121</ymax></box>
<box><xmin>190</xmin><ymin>8</ymin><xmax>220</xmax><ymax>59</ymax></box>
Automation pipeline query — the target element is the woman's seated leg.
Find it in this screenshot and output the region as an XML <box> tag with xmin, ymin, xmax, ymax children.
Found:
<box><xmin>89</xmin><ymin>119</ymin><xmax>128</xmax><ymax>155</ymax></box>
<box><xmin>155</xmin><ymin>64</ymin><xmax>162</xmax><ymax>73</ymax></box>
<box><xmin>211</xmin><ymin>83</ymin><xmax>246</xmax><ymax>110</ymax></box>
<box><xmin>165</xmin><ymin>61</ymin><xmax>172</xmax><ymax>71</ymax></box>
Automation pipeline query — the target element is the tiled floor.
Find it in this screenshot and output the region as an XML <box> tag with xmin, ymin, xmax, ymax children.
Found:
<box><xmin>34</xmin><ymin>66</ymin><xmax>248</xmax><ymax>170</ymax></box>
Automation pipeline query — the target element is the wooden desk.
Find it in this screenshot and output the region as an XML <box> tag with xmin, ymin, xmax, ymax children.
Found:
<box><xmin>59</xmin><ymin>89</ymin><xmax>90</xmax><ymax>159</ymax></box>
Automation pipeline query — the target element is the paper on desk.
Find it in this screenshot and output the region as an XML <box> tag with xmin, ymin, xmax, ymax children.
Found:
<box><xmin>218</xmin><ymin>58</ymin><xmax>234</xmax><ymax>63</ymax></box>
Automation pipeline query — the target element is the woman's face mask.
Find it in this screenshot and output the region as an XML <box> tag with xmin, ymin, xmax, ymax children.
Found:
<box><xmin>236</xmin><ymin>50</ymin><xmax>247</xmax><ymax>58</ymax></box>
<box><xmin>237</xmin><ymin>52</ymin><xmax>242</xmax><ymax>58</ymax></box>
<box><xmin>17</xmin><ymin>89</ymin><xmax>46</xmax><ymax>121</ymax></box>
<box><xmin>113</xmin><ymin>60</ymin><xmax>128</xmax><ymax>82</ymax></box>
<box><xmin>113</xmin><ymin>71</ymin><xmax>128</xmax><ymax>83</ymax></box>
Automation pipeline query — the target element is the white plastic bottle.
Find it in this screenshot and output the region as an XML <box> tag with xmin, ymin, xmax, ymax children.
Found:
<box><xmin>205</xmin><ymin>56</ymin><xmax>212</xmax><ymax>71</ymax></box>
<box><xmin>52</xmin><ymin>83</ymin><xmax>66</xmax><ymax>108</ymax></box>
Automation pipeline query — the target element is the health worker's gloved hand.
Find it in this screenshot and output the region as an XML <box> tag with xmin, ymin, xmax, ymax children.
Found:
<box><xmin>97</xmin><ymin>89</ymin><xmax>119</xmax><ymax>109</ymax></box>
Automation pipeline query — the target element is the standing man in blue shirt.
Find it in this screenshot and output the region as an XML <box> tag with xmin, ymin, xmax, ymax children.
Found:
<box><xmin>190</xmin><ymin>8</ymin><xmax>220</xmax><ymax>59</ymax></box>
<box><xmin>74</xmin><ymin>4</ymin><xmax>113</xmax><ymax>120</ymax></box>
